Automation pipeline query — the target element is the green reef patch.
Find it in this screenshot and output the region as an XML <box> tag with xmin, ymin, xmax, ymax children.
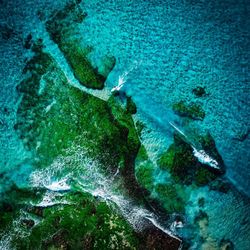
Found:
<box><xmin>44</xmin><ymin>1</ymin><xmax>115</xmax><ymax>89</ymax></box>
<box><xmin>172</xmin><ymin>101</ymin><xmax>205</xmax><ymax>120</ymax></box>
<box><xmin>135</xmin><ymin>146</ymin><xmax>154</xmax><ymax>192</ymax></box>
<box><xmin>155</xmin><ymin>184</ymin><xmax>186</xmax><ymax>213</ymax></box>
<box><xmin>16</xmin><ymin>41</ymin><xmax>139</xmax><ymax>173</ymax></box>
<box><xmin>10</xmin><ymin>192</ymin><xmax>139</xmax><ymax>250</ymax></box>
<box><xmin>134</xmin><ymin>146</ymin><xmax>187</xmax><ymax>214</ymax></box>
<box><xmin>10</xmin><ymin>39</ymin><xmax>178</xmax><ymax>249</ymax></box>
<box><xmin>126</xmin><ymin>96</ymin><xmax>137</xmax><ymax>115</ymax></box>
<box><xmin>157</xmin><ymin>133</ymin><xmax>224</xmax><ymax>186</ymax></box>
<box><xmin>192</xmin><ymin>86</ymin><xmax>207</xmax><ymax>97</ymax></box>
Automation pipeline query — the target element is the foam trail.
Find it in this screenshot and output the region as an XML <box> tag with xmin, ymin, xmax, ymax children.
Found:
<box><xmin>29</xmin><ymin>147</ymin><xmax>181</xmax><ymax>243</ymax></box>
<box><xmin>169</xmin><ymin>122</ymin><xmax>220</xmax><ymax>170</ymax></box>
<box><xmin>169</xmin><ymin>122</ymin><xmax>187</xmax><ymax>138</ymax></box>
<box><xmin>44</xmin><ymin>177</ymin><xmax>71</xmax><ymax>191</ymax></box>
<box><xmin>111</xmin><ymin>60</ymin><xmax>141</xmax><ymax>93</ymax></box>
<box><xmin>192</xmin><ymin>147</ymin><xmax>220</xmax><ymax>169</ymax></box>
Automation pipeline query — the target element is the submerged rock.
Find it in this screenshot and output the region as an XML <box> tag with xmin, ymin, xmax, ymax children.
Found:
<box><xmin>155</xmin><ymin>184</ymin><xmax>185</xmax><ymax>213</ymax></box>
<box><xmin>219</xmin><ymin>239</ymin><xmax>234</xmax><ymax>250</ymax></box>
<box><xmin>157</xmin><ymin>133</ymin><xmax>224</xmax><ymax>186</ymax></box>
<box><xmin>172</xmin><ymin>101</ymin><xmax>205</xmax><ymax>120</ymax></box>
<box><xmin>192</xmin><ymin>86</ymin><xmax>207</xmax><ymax>97</ymax></box>
<box><xmin>21</xmin><ymin>219</ymin><xmax>35</xmax><ymax>228</ymax></box>
<box><xmin>140</xmin><ymin>226</ymin><xmax>181</xmax><ymax>250</ymax></box>
<box><xmin>126</xmin><ymin>96</ymin><xmax>137</xmax><ymax>114</ymax></box>
<box><xmin>44</xmin><ymin>1</ymin><xmax>115</xmax><ymax>89</ymax></box>
<box><xmin>23</xmin><ymin>33</ymin><xmax>32</xmax><ymax>49</ymax></box>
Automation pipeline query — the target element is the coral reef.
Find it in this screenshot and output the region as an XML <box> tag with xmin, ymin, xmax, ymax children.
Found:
<box><xmin>45</xmin><ymin>1</ymin><xmax>115</xmax><ymax>89</ymax></box>
<box><xmin>11</xmin><ymin>192</ymin><xmax>139</xmax><ymax>250</ymax></box>
<box><xmin>172</xmin><ymin>101</ymin><xmax>205</xmax><ymax>120</ymax></box>
<box><xmin>135</xmin><ymin>146</ymin><xmax>154</xmax><ymax>192</ymax></box>
<box><xmin>10</xmin><ymin>39</ymin><xmax>183</xmax><ymax>249</ymax></box>
<box><xmin>155</xmin><ymin>184</ymin><xmax>185</xmax><ymax>213</ymax></box>
<box><xmin>157</xmin><ymin>133</ymin><xmax>224</xmax><ymax>186</ymax></box>
<box><xmin>192</xmin><ymin>86</ymin><xmax>207</xmax><ymax>97</ymax></box>
<box><xmin>15</xmin><ymin>41</ymin><xmax>139</xmax><ymax>173</ymax></box>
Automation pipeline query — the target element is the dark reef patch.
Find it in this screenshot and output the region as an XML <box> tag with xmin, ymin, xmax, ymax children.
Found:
<box><xmin>44</xmin><ymin>1</ymin><xmax>115</xmax><ymax>89</ymax></box>
<box><xmin>192</xmin><ymin>86</ymin><xmax>207</xmax><ymax>97</ymax></box>
<box><xmin>157</xmin><ymin>133</ymin><xmax>224</xmax><ymax>186</ymax></box>
<box><xmin>172</xmin><ymin>101</ymin><xmax>205</xmax><ymax>120</ymax></box>
<box><xmin>11</xmin><ymin>38</ymin><xmax>182</xmax><ymax>249</ymax></box>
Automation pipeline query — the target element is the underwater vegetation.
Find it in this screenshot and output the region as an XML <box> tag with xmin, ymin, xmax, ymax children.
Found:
<box><xmin>157</xmin><ymin>133</ymin><xmax>223</xmax><ymax>186</ymax></box>
<box><xmin>44</xmin><ymin>1</ymin><xmax>115</xmax><ymax>89</ymax></box>
<box><xmin>172</xmin><ymin>101</ymin><xmax>205</xmax><ymax>120</ymax></box>
<box><xmin>1</xmin><ymin>0</ymin><xmax>249</xmax><ymax>250</ymax></box>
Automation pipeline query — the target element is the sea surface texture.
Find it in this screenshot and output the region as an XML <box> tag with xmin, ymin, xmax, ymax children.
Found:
<box><xmin>0</xmin><ymin>0</ymin><xmax>249</xmax><ymax>249</ymax></box>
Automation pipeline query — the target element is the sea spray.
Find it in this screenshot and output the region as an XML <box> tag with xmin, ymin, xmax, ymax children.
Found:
<box><xmin>29</xmin><ymin>145</ymin><xmax>181</xmax><ymax>241</ymax></box>
<box><xmin>0</xmin><ymin>209</ymin><xmax>41</xmax><ymax>250</ymax></box>
<box><xmin>169</xmin><ymin>122</ymin><xmax>221</xmax><ymax>170</ymax></box>
<box><xmin>0</xmin><ymin>233</ymin><xmax>12</xmax><ymax>250</ymax></box>
<box><xmin>111</xmin><ymin>60</ymin><xmax>141</xmax><ymax>93</ymax></box>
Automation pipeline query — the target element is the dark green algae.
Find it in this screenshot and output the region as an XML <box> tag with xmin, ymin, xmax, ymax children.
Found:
<box><xmin>134</xmin><ymin>129</ymin><xmax>226</xmax><ymax>215</ymax></box>
<box><xmin>44</xmin><ymin>0</ymin><xmax>116</xmax><ymax>90</ymax></box>
<box><xmin>135</xmin><ymin>144</ymin><xmax>186</xmax><ymax>214</ymax></box>
<box><xmin>12</xmin><ymin>192</ymin><xmax>140</xmax><ymax>250</ymax></box>
<box><xmin>172</xmin><ymin>101</ymin><xmax>205</xmax><ymax>120</ymax></box>
<box><xmin>157</xmin><ymin>133</ymin><xmax>224</xmax><ymax>187</ymax></box>
<box><xmin>16</xmin><ymin>42</ymin><xmax>139</xmax><ymax>172</ymax></box>
<box><xmin>8</xmin><ymin>39</ymin><xmax>182</xmax><ymax>249</ymax></box>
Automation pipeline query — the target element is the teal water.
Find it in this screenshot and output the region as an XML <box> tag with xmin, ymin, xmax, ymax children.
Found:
<box><xmin>82</xmin><ymin>0</ymin><xmax>250</xmax><ymax>194</ymax></box>
<box><xmin>0</xmin><ymin>0</ymin><xmax>249</xmax><ymax>249</ymax></box>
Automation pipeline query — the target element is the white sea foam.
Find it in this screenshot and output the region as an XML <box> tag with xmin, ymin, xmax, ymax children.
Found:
<box><xmin>44</xmin><ymin>177</ymin><xmax>71</xmax><ymax>191</ymax></box>
<box><xmin>169</xmin><ymin>122</ymin><xmax>220</xmax><ymax>170</ymax></box>
<box><xmin>111</xmin><ymin>60</ymin><xmax>141</xmax><ymax>93</ymax></box>
<box><xmin>28</xmin><ymin>145</ymin><xmax>181</xmax><ymax>242</ymax></box>
<box><xmin>31</xmin><ymin>191</ymin><xmax>70</xmax><ymax>207</ymax></box>
<box><xmin>45</xmin><ymin>99</ymin><xmax>57</xmax><ymax>113</ymax></box>
<box><xmin>0</xmin><ymin>234</ymin><xmax>12</xmax><ymax>250</ymax></box>
<box><xmin>192</xmin><ymin>147</ymin><xmax>219</xmax><ymax>169</ymax></box>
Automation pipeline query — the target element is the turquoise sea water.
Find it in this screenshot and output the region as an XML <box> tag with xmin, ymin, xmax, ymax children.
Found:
<box><xmin>82</xmin><ymin>0</ymin><xmax>250</xmax><ymax>193</ymax></box>
<box><xmin>0</xmin><ymin>0</ymin><xmax>249</xmax><ymax>249</ymax></box>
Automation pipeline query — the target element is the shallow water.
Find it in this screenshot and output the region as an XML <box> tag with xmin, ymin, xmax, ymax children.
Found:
<box><xmin>0</xmin><ymin>0</ymin><xmax>249</xmax><ymax>249</ymax></box>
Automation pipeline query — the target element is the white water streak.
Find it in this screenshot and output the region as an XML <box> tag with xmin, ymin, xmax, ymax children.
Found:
<box><xmin>169</xmin><ymin>122</ymin><xmax>220</xmax><ymax>170</ymax></box>
<box><xmin>29</xmin><ymin>145</ymin><xmax>180</xmax><ymax>242</ymax></box>
<box><xmin>111</xmin><ymin>60</ymin><xmax>141</xmax><ymax>93</ymax></box>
